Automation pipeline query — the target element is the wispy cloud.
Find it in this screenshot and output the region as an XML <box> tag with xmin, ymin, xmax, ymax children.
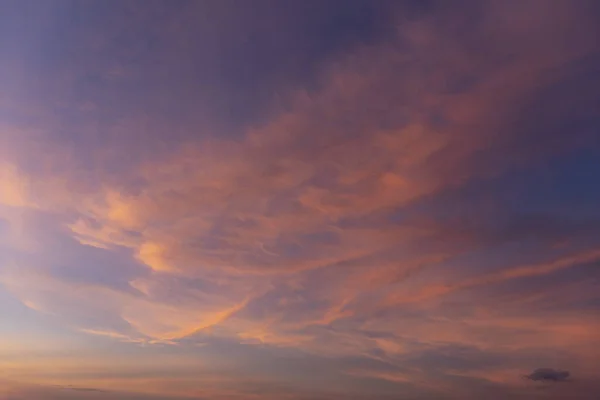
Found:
<box><xmin>1</xmin><ymin>0</ymin><xmax>599</xmax><ymax>399</ymax></box>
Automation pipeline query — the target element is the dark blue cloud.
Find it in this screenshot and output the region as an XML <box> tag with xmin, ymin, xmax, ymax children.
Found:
<box><xmin>526</xmin><ymin>368</ymin><xmax>571</xmax><ymax>382</ymax></box>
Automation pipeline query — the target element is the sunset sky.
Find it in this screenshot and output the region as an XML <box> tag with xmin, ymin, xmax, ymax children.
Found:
<box><xmin>1</xmin><ymin>1</ymin><xmax>599</xmax><ymax>399</ymax></box>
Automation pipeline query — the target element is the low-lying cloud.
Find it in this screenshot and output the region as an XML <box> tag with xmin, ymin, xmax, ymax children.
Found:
<box><xmin>526</xmin><ymin>368</ymin><xmax>571</xmax><ymax>382</ymax></box>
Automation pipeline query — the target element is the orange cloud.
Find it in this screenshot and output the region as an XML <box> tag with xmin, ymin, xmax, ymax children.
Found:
<box><xmin>0</xmin><ymin>2</ymin><xmax>599</xmax><ymax>399</ymax></box>
<box><xmin>0</xmin><ymin>164</ymin><xmax>31</xmax><ymax>209</ymax></box>
<box><xmin>383</xmin><ymin>248</ymin><xmax>600</xmax><ymax>306</ymax></box>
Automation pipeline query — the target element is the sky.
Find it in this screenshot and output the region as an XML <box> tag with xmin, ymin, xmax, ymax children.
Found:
<box><xmin>0</xmin><ymin>0</ymin><xmax>599</xmax><ymax>399</ymax></box>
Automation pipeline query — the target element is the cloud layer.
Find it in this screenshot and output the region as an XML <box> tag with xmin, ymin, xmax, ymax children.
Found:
<box><xmin>1</xmin><ymin>1</ymin><xmax>600</xmax><ymax>399</ymax></box>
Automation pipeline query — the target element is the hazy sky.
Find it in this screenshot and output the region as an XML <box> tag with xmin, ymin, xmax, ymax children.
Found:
<box><xmin>1</xmin><ymin>1</ymin><xmax>599</xmax><ymax>399</ymax></box>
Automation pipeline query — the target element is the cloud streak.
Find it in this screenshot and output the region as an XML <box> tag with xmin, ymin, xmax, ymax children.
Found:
<box><xmin>525</xmin><ymin>368</ymin><xmax>571</xmax><ymax>382</ymax></box>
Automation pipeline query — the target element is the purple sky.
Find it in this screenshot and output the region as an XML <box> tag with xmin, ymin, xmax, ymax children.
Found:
<box><xmin>1</xmin><ymin>1</ymin><xmax>600</xmax><ymax>399</ymax></box>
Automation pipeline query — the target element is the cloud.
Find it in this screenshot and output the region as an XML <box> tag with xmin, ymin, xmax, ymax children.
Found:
<box><xmin>60</xmin><ymin>386</ymin><xmax>107</xmax><ymax>393</ymax></box>
<box><xmin>525</xmin><ymin>368</ymin><xmax>571</xmax><ymax>382</ymax></box>
<box><xmin>1</xmin><ymin>1</ymin><xmax>599</xmax><ymax>399</ymax></box>
<box><xmin>381</xmin><ymin>248</ymin><xmax>600</xmax><ymax>307</ymax></box>
<box><xmin>3</xmin><ymin>0</ymin><xmax>598</xmax><ymax>352</ymax></box>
